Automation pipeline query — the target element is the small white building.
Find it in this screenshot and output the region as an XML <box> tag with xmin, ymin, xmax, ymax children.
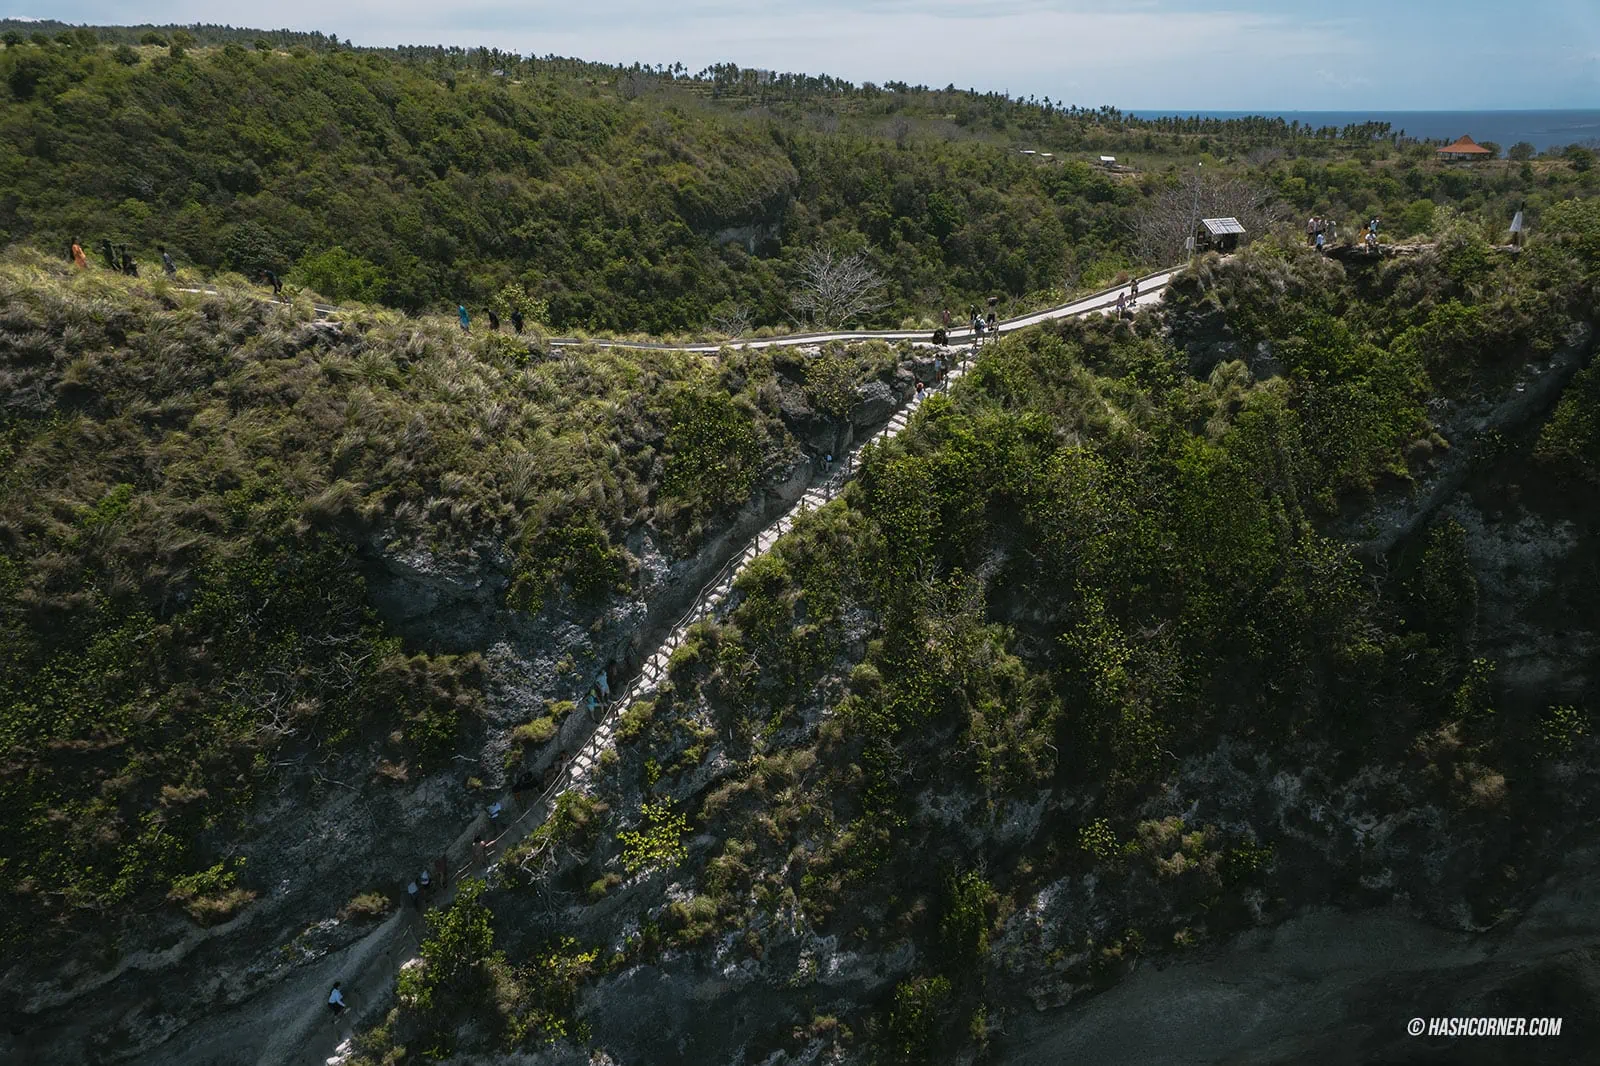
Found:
<box><xmin>1099</xmin><ymin>155</ymin><xmax>1116</xmax><ymax>166</ymax></box>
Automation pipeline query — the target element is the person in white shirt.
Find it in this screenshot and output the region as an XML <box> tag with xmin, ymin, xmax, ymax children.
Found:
<box><xmin>328</xmin><ymin>983</ymin><xmax>346</xmax><ymax>1015</ymax></box>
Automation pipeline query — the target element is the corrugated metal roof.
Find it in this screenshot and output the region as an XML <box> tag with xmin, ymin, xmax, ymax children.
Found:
<box><xmin>1201</xmin><ymin>217</ymin><xmax>1245</xmax><ymax>235</ymax></box>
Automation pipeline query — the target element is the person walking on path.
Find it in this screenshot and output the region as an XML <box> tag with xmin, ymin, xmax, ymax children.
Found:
<box><xmin>261</xmin><ymin>270</ymin><xmax>283</xmax><ymax>301</ymax></box>
<box><xmin>472</xmin><ymin>835</ymin><xmax>488</xmax><ymax>867</ymax></box>
<box><xmin>941</xmin><ymin>308</ymin><xmax>951</xmax><ymax>329</ymax></box>
<box><xmin>487</xmin><ymin>309</ymin><xmax>500</xmax><ymax>332</ymax></box>
<box><xmin>510</xmin><ymin>308</ymin><xmax>524</xmax><ymax>334</ymax></box>
<box><xmin>159</xmin><ymin>245</ymin><xmax>177</xmax><ymax>278</ymax></box>
<box><xmin>1315</xmin><ymin>231</ymin><xmax>1325</xmax><ymax>254</ymax></box>
<box><xmin>985</xmin><ymin>311</ymin><xmax>997</xmax><ymax>335</ymax></box>
<box><xmin>121</xmin><ymin>250</ymin><xmax>138</xmax><ymax>277</ymax></box>
<box><xmin>1130</xmin><ymin>277</ymin><xmax>1139</xmax><ymax>300</ymax></box>
<box><xmin>457</xmin><ymin>304</ymin><xmax>471</xmax><ymax>333</ymax></box>
<box><xmin>1115</xmin><ymin>291</ymin><xmax>1127</xmax><ymax>318</ymax></box>
<box><xmin>407</xmin><ymin>878</ymin><xmax>421</xmax><ymax>911</ymax></box>
<box><xmin>71</xmin><ymin>239</ymin><xmax>88</xmax><ymax>270</ymax></box>
<box><xmin>101</xmin><ymin>239</ymin><xmax>117</xmax><ymax>270</ymax></box>
<box><xmin>328</xmin><ymin>983</ymin><xmax>346</xmax><ymax>1017</ymax></box>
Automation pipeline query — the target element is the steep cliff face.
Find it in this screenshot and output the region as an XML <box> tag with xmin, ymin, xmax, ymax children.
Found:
<box><xmin>0</xmin><ymin>330</ymin><xmax>936</xmax><ymax>1066</ymax></box>
<box><xmin>430</xmin><ymin>301</ymin><xmax>1600</xmax><ymax>1066</ymax></box>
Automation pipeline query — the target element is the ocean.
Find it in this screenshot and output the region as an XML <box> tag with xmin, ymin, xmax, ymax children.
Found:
<box><xmin>1125</xmin><ymin>110</ymin><xmax>1600</xmax><ymax>155</ymax></box>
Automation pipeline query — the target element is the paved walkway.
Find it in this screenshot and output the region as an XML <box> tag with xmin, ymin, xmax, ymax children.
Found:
<box><xmin>176</xmin><ymin>270</ymin><xmax>1175</xmax><ymax>354</ymax></box>
<box><xmin>137</xmin><ymin>269</ymin><xmax>1179</xmax><ymax>1066</ymax></box>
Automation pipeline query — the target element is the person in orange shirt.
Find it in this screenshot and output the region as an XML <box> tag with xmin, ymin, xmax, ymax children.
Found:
<box><xmin>70</xmin><ymin>238</ymin><xmax>88</xmax><ymax>270</ymax></box>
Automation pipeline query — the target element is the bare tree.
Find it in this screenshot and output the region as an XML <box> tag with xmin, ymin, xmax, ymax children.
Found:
<box><xmin>888</xmin><ymin>115</ymin><xmax>913</xmax><ymax>148</ymax></box>
<box><xmin>791</xmin><ymin>247</ymin><xmax>887</xmax><ymax>329</ymax></box>
<box><xmin>807</xmin><ymin>111</ymin><xmax>841</xmax><ymax>135</ymax></box>
<box><xmin>710</xmin><ymin>304</ymin><xmax>753</xmax><ymax>338</ymax></box>
<box><xmin>1129</xmin><ymin>171</ymin><xmax>1289</xmax><ymax>263</ymax></box>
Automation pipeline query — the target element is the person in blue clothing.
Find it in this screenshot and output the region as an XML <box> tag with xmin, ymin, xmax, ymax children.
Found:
<box><xmin>458</xmin><ymin>304</ymin><xmax>471</xmax><ymax>333</ymax></box>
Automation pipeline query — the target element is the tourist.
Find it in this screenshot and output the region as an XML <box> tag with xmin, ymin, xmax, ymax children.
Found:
<box><xmin>159</xmin><ymin>245</ymin><xmax>177</xmax><ymax>278</ymax></box>
<box><xmin>121</xmin><ymin>250</ymin><xmax>138</xmax><ymax>277</ymax></box>
<box><xmin>70</xmin><ymin>238</ymin><xmax>87</xmax><ymax>270</ymax></box>
<box><xmin>934</xmin><ymin>355</ymin><xmax>944</xmax><ymax>381</ymax></box>
<box><xmin>488</xmin><ymin>309</ymin><xmax>500</xmax><ymax>331</ymax></box>
<box><xmin>915</xmin><ymin>381</ymin><xmax>925</xmax><ymax>400</ymax></box>
<box><xmin>941</xmin><ymin>308</ymin><xmax>951</xmax><ymax>328</ymax></box>
<box><xmin>1307</xmin><ymin>216</ymin><xmax>1317</xmax><ymax>245</ymax></box>
<box><xmin>457</xmin><ymin>304</ymin><xmax>471</xmax><ymax>333</ymax></box>
<box><xmin>472</xmin><ymin>835</ymin><xmax>487</xmax><ymax>866</ymax></box>
<box><xmin>1130</xmin><ymin>277</ymin><xmax>1139</xmax><ymax>300</ymax></box>
<box><xmin>1115</xmin><ymin>291</ymin><xmax>1127</xmax><ymax>317</ymax></box>
<box><xmin>261</xmin><ymin>269</ymin><xmax>283</xmax><ymax>301</ymax></box>
<box><xmin>510</xmin><ymin>308</ymin><xmax>525</xmax><ymax>334</ymax></box>
<box><xmin>101</xmin><ymin>238</ymin><xmax>117</xmax><ymax>269</ymax></box>
<box><xmin>407</xmin><ymin>878</ymin><xmax>421</xmax><ymax>910</ymax></box>
<box><xmin>328</xmin><ymin>983</ymin><xmax>346</xmax><ymax>1016</ymax></box>
<box><xmin>1315</xmin><ymin>231</ymin><xmax>1325</xmax><ymax>254</ymax></box>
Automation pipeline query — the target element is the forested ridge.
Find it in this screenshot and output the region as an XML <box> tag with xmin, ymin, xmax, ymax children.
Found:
<box><xmin>2</xmin><ymin>23</ymin><xmax>1594</xmax><ymax>336</ymax></box>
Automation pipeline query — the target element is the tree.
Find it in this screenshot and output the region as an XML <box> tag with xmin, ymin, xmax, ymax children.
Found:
<box><xmin>1508</xmin><ymin>141</ymin><xmax>1536</xmax><ymax>162</ymax></box>
<box><xmin>397</xmin><ymin>878</ymin><xmax>499</xmax><ymax>1013</ymax></box>
<box><xmin>1565</xmin><ymin>146</ymin><xmax>1595</xmax><ymax>173</ymax></box>
<box><xmin>1130</xmin><ymin>171</ymin><xmax>1285</xmax><ymax>263</ymax></box>
<box><xmin>290</xmin><ymin>246</ymin><xmax>388</xmax><ymax>304</ymax></box>
<box><xmin>1477</xmin><ymin>141</ymin><xmax>1502</xmax><ymax>159</ymax></box>
<box><xmin>791</xmin><ymin>246</ymin><xmax>886</xmax><ymax>328</ymax></box>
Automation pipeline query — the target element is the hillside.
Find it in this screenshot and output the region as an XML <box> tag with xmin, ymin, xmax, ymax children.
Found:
<box><xmin>306</xmin><ymin>207</ymin><xmax>1600</xmax><ymax>1066</ymax></box>
<box><xmin>3</xmin><ymin>21</ymin><xmax>1600</xmax><ymax>1066</ymax></box>
<box><xmin>2</xmin><ymin>27</ymin><xmax>1594</xmax><ymax>335</ymax></box>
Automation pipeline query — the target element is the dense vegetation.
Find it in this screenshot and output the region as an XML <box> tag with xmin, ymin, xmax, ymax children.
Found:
<box><xmin>0</xmin><ymin>251</ymin><xmax>918</xmax><ymax>950</ymax></box>
<box><xmin>2</xmin><ymin>25</ymin><xmax>1593</xmax><ymax>337</ymax></box>
<box><xmin>4</xmin><ymin>18</ymin><xmax>1600</xmax><ymax>1062</ymax></box>
<box><xmin>343</xmin><ymin>202</ymin><xmax>1600</xmax><ymax>1062</ymax></box>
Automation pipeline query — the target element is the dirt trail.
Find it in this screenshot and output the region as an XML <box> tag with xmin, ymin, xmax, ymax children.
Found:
<box><xmin>129</xmin><ymin>272</ymin><xmax>1178</xmax><ymax>1066</ymax></box>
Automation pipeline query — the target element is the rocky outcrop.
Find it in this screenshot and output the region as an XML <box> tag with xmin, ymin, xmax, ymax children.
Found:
<box><xmin>851</xmin><ymin>381</ymin><xmax>897</xmax><ymax>426</ymax></box>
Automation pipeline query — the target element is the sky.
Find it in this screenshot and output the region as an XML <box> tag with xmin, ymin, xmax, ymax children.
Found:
<box><xmin>23</xmin><ymin>1</ymin><xmax>1600</xmax><ymax>110</ymax></box>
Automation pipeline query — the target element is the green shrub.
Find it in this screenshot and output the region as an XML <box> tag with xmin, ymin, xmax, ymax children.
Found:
<box><xmin>513</xmin><ymin>717</ymin><xmax>558</xmax><ymax>746</ymax></box>
<box><xmin>290</xmin><ymin>246</ymin><xmax>388</xmax><ymax>304</ymax></box>
<box><xmin>884</xmin><ymin>975</ymin><xmax>952</xmax><ymax>1062</ymax></box>
<box><xmin>618</xmin><ymin>799</ymin><xmax>690</xmax><ymax>874</ymax></box>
